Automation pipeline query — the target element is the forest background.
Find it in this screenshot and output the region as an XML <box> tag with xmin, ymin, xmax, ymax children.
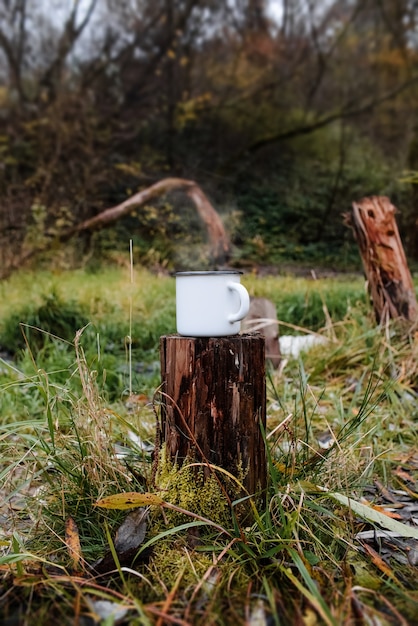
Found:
<box><xmin>1</xmin><ymin>0</ymin><xmax>418</xmax><ymax>275</ymax></box>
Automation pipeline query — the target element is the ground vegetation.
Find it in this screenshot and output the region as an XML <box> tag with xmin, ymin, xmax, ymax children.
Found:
<box><xmin>1</xmin><ymin>268</ymin><xmax>418</xmax><ymax>624</ymax></box>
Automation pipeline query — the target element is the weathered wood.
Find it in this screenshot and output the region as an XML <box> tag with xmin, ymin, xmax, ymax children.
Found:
<box><xmin>345</xmin><ymin>196</ymin><xmax>417</xmax><ymax>323</ymax></box>
<box><xmin>63</xmin><ymin>178</ymin><xmax>230</xmax><ymax>263</ymax></box>
<box><xmin>159</xmin><ymin>334</ymin><xmax>266</xmax><ymax>499</ymax></box>
<box><xmin>242</xmin><ymin>297</ymin><xmax>281</xmax><ymax>368</ymax></box>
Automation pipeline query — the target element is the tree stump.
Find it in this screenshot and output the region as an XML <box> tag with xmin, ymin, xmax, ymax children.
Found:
<box><xmin>159</xmin><ymin>334</ymin><xmax>266</xmax><ymax>500</ymax></box>
<box><xmin>345</xmin><ymin>196</ymin><xmax>417</xmax><ymax>323</ymax></box>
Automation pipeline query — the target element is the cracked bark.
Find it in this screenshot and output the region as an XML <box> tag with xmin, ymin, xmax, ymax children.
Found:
<box><xmin>345</xmin><ymin>196</ymin><xmax>417</xmax><ymax>324</ymax></box>
<box><xmin>159</xmin><ymin>334</ymin><xmax>266</xmax><ymax>501</ymax></box>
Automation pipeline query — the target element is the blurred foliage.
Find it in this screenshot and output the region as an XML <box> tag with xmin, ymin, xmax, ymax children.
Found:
<box><xmin>0</xmin><ymin>269</ymin><xmax>176</xmax><ymax>400</ymax></box>
<box><xmin>230</xmin><ymin>126</ymin><xmax>395</xmax><ymax>269</ymax></box>
<box><xmin>0</xmin><ymin>1</ymin><xmax>417</xmax><ymax>272</ymax></box>
<box><xmin>1</xmin><ymin>290</ymin><xmax>90</xmax><ymax>353</ymax></box>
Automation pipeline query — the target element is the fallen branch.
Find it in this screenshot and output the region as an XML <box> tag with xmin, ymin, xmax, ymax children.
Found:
<box><xmin>2</xmin><ymin>178</ymin><xmax>231</xmax><ymax>279</ymax></box>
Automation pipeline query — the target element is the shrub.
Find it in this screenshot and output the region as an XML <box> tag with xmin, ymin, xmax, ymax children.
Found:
<box><xmin>0</xmin><ymin>290</ymin><xmax>90</xmax><ymax>355</ymax></box>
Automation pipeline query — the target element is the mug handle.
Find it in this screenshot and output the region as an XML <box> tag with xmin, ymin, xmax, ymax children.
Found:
<box><xmin>227</xmin><ymin>282</ymin><xmax>250</xmax><ymax>323</ymax></box>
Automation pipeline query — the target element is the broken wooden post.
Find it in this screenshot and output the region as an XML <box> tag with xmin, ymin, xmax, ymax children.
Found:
<box><xmin>159</xmin><ymin>333</ymin><xmax>267</xmax><ymax>502</ymax></box>
<box><xmin>243</xmin><ymin>297</ymin><xmax>281</xmax><ymax>368</ymax></box>
<box><xmin>345</xmin><ymin>196</ymin><xmax>418</xmax><ymax>323</ymax></box>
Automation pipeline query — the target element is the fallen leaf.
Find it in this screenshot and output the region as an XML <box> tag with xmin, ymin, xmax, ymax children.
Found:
<box><xmin>85</xmin><ymin>598</ymin><xmax>130</xmax><ymax>622</ymax></box>
<box><xmin>315</xmin><ymin>487</ymin><xmax>418</xmax><ymax>539</ymax></box>
<box><xmin>393</xmin><ymin>478</ymin><xmax>418</xmax><ymax>501</ymax></box>
<box><xmin>360</xmin><ymin>500</ymin><xmax>403</xmax><ymax>520</ymax></box>
<box><xmin>302</xmin><ymin>607</ymin><xmax>318</xmax><ymax>626</ymax></box>
<box><xmin>65</xmin><ymin>516</ymin><xmax>83</xmax><ymax>570</ymax></box>
<box><xmin>249</xmin><ymin>598</ymin><xmax>268</xmax><ymax>626</ymax></box>
<box><xmin>373</xmin><ymin>479</ymin><xmax>399</xmax><ymax>504</ymax></box>
<box><xmin>362</xmin><ymin>543</ymin><xmax>398</xmax><ymax>581</ymax></box>
<box><xmin>91</xmin><ymin>508</ymin><xmax>149</xmax><ymax>575</ymax></box>
<box><xmin>95</xmin><ymin>492</ymin><xmax>164</xmax><ymax>510</ymax></box>
<box><xmin>393</xmin><ymin>467</ymin><xmax>415</xmax><ymax>483</ymax></box>
<box><xmin>114</xmin><ymin>508</ymin><xmax>148</xmax><ymax>552</ymax></box>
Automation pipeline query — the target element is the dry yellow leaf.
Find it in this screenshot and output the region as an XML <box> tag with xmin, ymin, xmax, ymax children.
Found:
<box><xmin>363</xmin><ymin>543</ymin><xmax>398</xmax><ymax>582</ymax></box>
<box><xmin>95</xmin><ymin>492</ymin><xmax>164</xmax><ymax>510</ymax></box>
<box><xmin>65</xmin><ymin>516</ymin><xmax>83</xmax><ymax>570</ymax></box>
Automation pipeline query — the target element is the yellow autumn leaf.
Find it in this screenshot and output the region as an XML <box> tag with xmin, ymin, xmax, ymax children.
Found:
<box><xmin>95</xmin><ymin>492</ymin><xmax>164</xmax><ymax>510</ymax></box>
<box><xmin>303</xmin><ymin>607</ymin><xmax>318</xmax><ymax>626</ymax></box>
<box><xmin>367</xmin><ymin>503</ymin><xmax>402</xmax><ymax>520</ymax></box>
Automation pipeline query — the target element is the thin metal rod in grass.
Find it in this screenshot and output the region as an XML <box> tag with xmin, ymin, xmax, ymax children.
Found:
<box><xmin>125</xmin><ymin>238</ymin><xmax>134</xmax><ymax>398</ymax></box>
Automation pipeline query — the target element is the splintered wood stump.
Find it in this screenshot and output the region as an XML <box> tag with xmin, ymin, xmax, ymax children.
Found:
<box><xmin>159</xmin><ymin>334</ymin><xmax>266</xmax><ymax>500</ymax></box>
<box><xmin>346</xmin><ymin>196</ymin><xmax>417</xmax><ymax>323</ymax></box>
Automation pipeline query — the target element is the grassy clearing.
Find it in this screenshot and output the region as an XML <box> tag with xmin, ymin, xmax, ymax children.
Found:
<box><xmin>1</xmin><ymin>267</ymin><xmax>418</xmax><ymax>625</ymax></box>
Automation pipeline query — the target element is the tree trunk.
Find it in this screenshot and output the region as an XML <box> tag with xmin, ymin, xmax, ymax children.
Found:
<box><xmin>345</xmin><ymin>196</ymin><xmax>417</xmax><ymax>323</ymax></box>
<box><xmin>159</xmin><ymin>334</ymin><xmax>267</xmax><ymax>502</ymax></box>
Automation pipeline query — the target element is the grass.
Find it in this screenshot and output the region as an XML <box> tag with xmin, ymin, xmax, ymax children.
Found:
<box><xmin>0</xmin><ymin>267</ymin><xmax>176</xmax><ymax>405</ymax></box>
<box><xmin>1</xmin><ymin>266</ymin><xmax>418</xmax><ymax>624</ymax></box>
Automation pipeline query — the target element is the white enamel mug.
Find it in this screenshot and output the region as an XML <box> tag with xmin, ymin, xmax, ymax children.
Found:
<box><xmin>175</xmin><ymin>270</ymin><xmax>250</xmax><ymax>337</ymax></box>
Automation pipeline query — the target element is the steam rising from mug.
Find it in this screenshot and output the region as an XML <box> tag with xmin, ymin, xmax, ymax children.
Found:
<box><xmin>175</xmin><ymin>270</ymin><xmax>250</xmax><ymax>337</ymax></box>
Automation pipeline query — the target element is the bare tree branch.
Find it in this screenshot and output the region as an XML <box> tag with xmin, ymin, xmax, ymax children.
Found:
<box><xmin>39</xmin><ymin>0</ymin><xmax>99</xmax><ymax>95</ymax></box>
<box><xmin>232</xmin><ymin>74</ymin><xmax>418</xmax><ymax>158</ymax></box>
<box><xmin>0</xmin><ymin>0</ymin><xmax>26</xmax><ymax>100</ymax></box>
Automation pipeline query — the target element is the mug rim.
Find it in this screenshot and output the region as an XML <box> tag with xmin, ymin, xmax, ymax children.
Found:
<box><xmin>174</xmin><ymin>270</ymin><xmax>243</xmax><ymax>276</ymax></box>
